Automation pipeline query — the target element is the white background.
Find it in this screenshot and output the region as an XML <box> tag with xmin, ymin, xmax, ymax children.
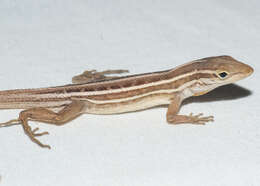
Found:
<box><xmin>0</xmin><ymin>0</ymin><xmax>259</xmax><ymax>186</ymax></box>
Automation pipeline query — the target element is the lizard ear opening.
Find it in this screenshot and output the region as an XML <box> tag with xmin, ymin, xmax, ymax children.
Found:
<box><xmin>217</xmin><ymin>71</ymin><xmax>229</xmax><ymax>79</ymax></box>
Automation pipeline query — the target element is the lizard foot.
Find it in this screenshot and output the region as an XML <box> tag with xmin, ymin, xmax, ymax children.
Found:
<box><xmin>188</xmin><ymin>113</ymin><xmax>214</xmax><ymax>125</ymax></box>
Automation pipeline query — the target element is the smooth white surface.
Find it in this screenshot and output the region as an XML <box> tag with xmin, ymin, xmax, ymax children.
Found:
<box><xmin>0</xmin><ymin>0</ymin><xmax>259</xmax><ymax>186</ymax></box>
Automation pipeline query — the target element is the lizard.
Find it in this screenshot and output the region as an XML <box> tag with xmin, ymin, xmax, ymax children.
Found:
<box><xmin>0</xmin><ymin>55</ymin><xmax>254</xmax><ymax>149</ymax></box>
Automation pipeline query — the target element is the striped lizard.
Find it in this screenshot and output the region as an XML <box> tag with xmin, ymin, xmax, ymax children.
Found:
<box><xmin>0</xmin><ymin>56</ymin><xmax>254</xmax><ymax>149</ymax></box>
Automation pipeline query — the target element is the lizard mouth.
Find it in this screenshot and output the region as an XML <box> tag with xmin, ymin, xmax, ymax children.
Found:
<box><xmin>238</xmin><ymin>63</ymin><xmax>254</xmax><ymax>78</ymax></box>
<box><xmin>230</xmin><ymin>70</ymin><xmax>253</xmax><ymax>83</ymax></box>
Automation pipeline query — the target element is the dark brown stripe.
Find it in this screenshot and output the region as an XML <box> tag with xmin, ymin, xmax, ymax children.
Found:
<box><xmin>72</xmin><ymin>73</ymin><xmax>215</xmax><ymax>101</ymax></box>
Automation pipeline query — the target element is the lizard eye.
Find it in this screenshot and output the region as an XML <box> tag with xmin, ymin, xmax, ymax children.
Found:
<box><xmin>217</xmin><ymin>71</ymin><xmax>229</xmax><ymax>79</ymax></box>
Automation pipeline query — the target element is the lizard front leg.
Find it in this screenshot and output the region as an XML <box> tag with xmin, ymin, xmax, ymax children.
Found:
<box><xmin>72</xmin><ymin>69</ymin><xmax>129</xmax><ymax>84</ymax></box>
<box><xmin>0</xmin><ymin>101</ymin><xmax>86</xmax><ymax>149</ymax></box>
<box><xmin>167</xmin><ymin>96</ymin><xmax>214</xmax><ymax>125</ymax></box>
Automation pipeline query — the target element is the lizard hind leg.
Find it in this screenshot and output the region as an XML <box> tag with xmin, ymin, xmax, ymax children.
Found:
<box><xmin>0</xmin><ymin>117</ymin><xmax>50</xmax><ymax>148</ymax></box>
<box><xmin>5</xmin><ymin>100</ymin><xmax>86</xmax><ymax>149</ymax></box>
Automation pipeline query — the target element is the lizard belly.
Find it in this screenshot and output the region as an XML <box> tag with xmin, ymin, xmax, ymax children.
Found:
<box><xmin>84</xmin><ymin>93</ymin><xmax>173</xmax><ymax>114</ymax></box>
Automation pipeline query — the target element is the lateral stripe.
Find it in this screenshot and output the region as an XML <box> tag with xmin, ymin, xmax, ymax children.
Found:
<box><xmin>84</xmin><ymin>80</ymin><xmax>197</xmax><ymax>104</ymax></box>
<box><xmin>5</xmin><ymin>70</ymin><xmax>215</xmax><ymax>104</ymax></box>
<box><xmin>29</xmin><ymin>70</ymin><xmax>215</xmax><ymax>99</ymax></box>
<box><xmin>79</xmin><ymin>70</ymin><xmax>215</xmax><ymax>96</ymax></box>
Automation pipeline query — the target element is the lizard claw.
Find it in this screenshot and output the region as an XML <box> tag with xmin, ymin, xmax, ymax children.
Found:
<box><xmin>189</xmin><ymin>113</ymin><xmax>214</xmax><ymax>125</ymax></box>
<box><xmin>23</xmin><ymin>125</ymin><xmax>51</xmax><ymax>149</ymax></box>
<box><xmin>32</xmin><ymin>127</ymin><xmax>49</xmax><ymax>137</ymax></box>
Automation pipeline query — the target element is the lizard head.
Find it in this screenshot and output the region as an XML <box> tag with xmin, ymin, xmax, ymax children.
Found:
<box><xmin>178</xmin><ymin>55</ymin><xmax>254</xmax><ymax>97</ymax></box>
<box><xmin>198</xmin><ymin>55</ymin><xmax>254</xmax><ymax>85</ymax></box>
